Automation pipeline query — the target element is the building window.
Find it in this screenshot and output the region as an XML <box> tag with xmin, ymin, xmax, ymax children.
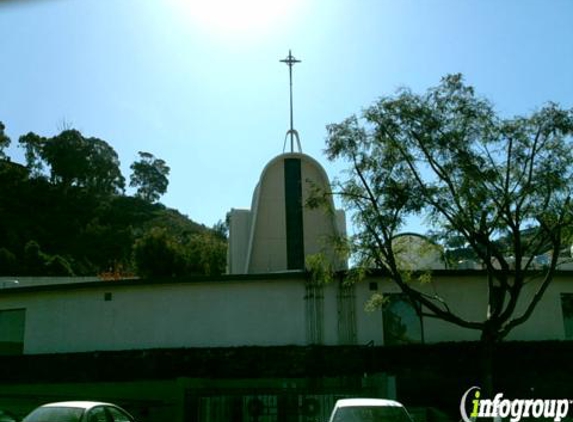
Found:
<box><xmin>560</xmin><ymin>294</ymin><xmax>573</xmax><ymax>339</ymax></box>
<box><xmin>0</xmin><ymin>308</ymin><xmax>25</xmax><ymax>355</ymax></box>
<box><xmin>382</xmin><ymin>294</ymin><xmax>423</xmax><ymax>346</ymax></box>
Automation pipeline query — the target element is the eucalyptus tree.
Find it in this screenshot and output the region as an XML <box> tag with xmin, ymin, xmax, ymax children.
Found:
<box><xmin>18</xmin><ymin>129</ymin><xmax>125</xmax><ymax>195</ymax></box>
<box><xmin>129</xmin><ymin>151</ymin><xmax>170</xmax><ymax>203</ymax></box>
<box><xmin>0</xmin><ymin>122</ymin><xmax>10</xmax><ymax>160</ymax></box>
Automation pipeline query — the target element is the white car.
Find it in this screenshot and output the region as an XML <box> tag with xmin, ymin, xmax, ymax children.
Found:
<box><xmin>22</xmin><ymin>401</ymin><xmax>136</xmax><ymax>422</ymax></box>
<box><xmin>328</xmin><ymin>398</ymin><xmax>413</xmax><ymax>422</ymax></box>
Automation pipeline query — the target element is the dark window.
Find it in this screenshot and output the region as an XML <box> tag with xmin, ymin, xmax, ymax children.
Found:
<box><xmin>284</xmin><ymin>158</ymin><xmax>305</xmax><ymax>270</ymax></box>
<box><xmin>23</xmin><ymin>407</ymin><xmax>83</xmax><ymax>422</ymax></box>
<box><xmin>87</xmin><ymin>407</ymin><xmax>109</xmax><ymax>422</ymax></box>
<box><xmin>0</xmin><ymin>309</ymin><xmax>25</xmax><ymax>355</ymax></box>
<box><xmin>382</xmin><ymin>294</ymin><xmax>423</xmax><ymax>346</ymax></box>
<box><xmin>106</xmin><ymin>407</ymin><xmax>133</xmax><ymax>422</ymax></box>
<box><xmin>560</xmin><ymin>294</ymin><xmax>573</xmax><ymax>339</ymax></box>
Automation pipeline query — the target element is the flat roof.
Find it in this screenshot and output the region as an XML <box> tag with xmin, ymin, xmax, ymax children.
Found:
<box><xmin>1</xmin><ymin>268</ymin><xmax>573</xmax><ymax>296</ymax></box>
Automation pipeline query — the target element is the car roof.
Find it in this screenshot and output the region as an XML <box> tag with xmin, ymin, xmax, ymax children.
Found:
<box><xmin>41</xmin><ymin>402</ymin><xmax>114</xmax><ymax>410</ymax></box>
<box><xmin>335</xmin><ymin>399</ymin><xmax>405</xmax><ymax>408</ymax></box>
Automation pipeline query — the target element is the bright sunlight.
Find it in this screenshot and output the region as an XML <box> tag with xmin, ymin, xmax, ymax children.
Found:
<box><xmin>170</xmin><ymin>0</ymin><xmax>302</xmax><ymax>40</ymax></box>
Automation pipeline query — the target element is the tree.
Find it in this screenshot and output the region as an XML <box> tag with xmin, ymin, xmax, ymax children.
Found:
<box><xmin>82</xmin><ymin>136</ymin><xmax>125</xmax><ymax>195</ymax></box>
<box><xmin>187</xmin><ymin>231</ymin><xmax>227</xmax><ymax>276</ymax></box>
<box><xmin>0</xmin><ymin>122</ymin><xmax>10</xmax><ymax>160</ymax></box>
<box><xmin>132</xmin><ymin>227</ymin><xmax>186</xmax><ymax>278</ymax></box>
<box><xmin>319</xmin><ymin>74</ymin><xmax>573</xmax><ymax>391</ymax></box>
<box><xmin>18</xmin><ymin>129</ymin><xmax>125</xmax><ymax>195</ymax></box>
<box><xmin>18</xmin><ymin>132</ymin><xmax>46</xmax><ymax>176</ymax></box>
<box><xmin>0</xmin><ymin>248</ymin><xmax>17</xmax><ymax>275</ymax></box>
<box><xmin>129</xmin><ymin>151</ymin><xmax>170</xmax><ymax>203</ymax></box>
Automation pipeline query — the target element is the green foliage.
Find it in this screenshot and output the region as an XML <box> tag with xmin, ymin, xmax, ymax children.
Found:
<box><xmin>19</xmin><ymin>240</ymin><xmax>74</xmax><ymax>276</ymax></box>
<box><xmin>305</xmin><ymin>253</ymin><xmax>334</xmax><ymax>284</ymax></box>
<box><xmin>325</xmin><ymin>73</ymin><xmax>573</xmax><ymax>341</ymax></box>
<box><xmin>45</xmin><ymin>255</ymin><xmax>74</xmax><ymax>276</ymax></box>
<box><xmin>364</xmin><ymin>292</ymin><xmax>387</xmax><ymax>312</ymax></box>
<box><xmin>0</xmin><ymin>248</ymin><xmax>17</xmax><ymax>275</ymax></box>
<box><xmin>131</xmin><ymin>219</ymin><xmax>229</xmax><ymax>278</ymax></box>
<box><xmin>0</xmin><ymin>127</ymin><xmax>225</xmax><ymax>277</ymax></box>
<box><xmin>19</xmin><ymin>129</ymin><xmax>125</xmax><ymax>195</ymax></box>
<box><xmin>0</xmin><ymin>122</ymin><xmax>10</xmax><ymax>160</ymax></box>
<box><xmin>130</xmin><ymin>151</ymin><xmax>170</xmax><ymax>203</ymax></box>
<box><xmin>186</xmin><ymin>231</ymin><xmax>227</xmax><ymax>276</ymax></box>
<box><xmin>132</xmin><ymin>222</ymin><xmax>228</xmax><ymax>278</ymax></box>
<box><xmin>212</xmin><ymin>219</ymin><xmax>229</xmax><ymax>240</ymax></box>
<box><xmin>133</xmin><ymin>227</ymin><xmax>187</xmax><ymax>278</ymax></box>
<box><xmin>23</xmin><ymin>240</ymin><xmax>47</xmax><ymax>276</ymax></box>
<box><xmin>18</xmin><ymin>132</ymin><xmax>45</xmax><ymax>176</ymax></box>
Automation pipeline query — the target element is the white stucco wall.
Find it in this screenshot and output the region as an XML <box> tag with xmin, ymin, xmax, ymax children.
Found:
<box><xmin>1</xmin><ymin>271</ymin><xmax>572</xmax><ymax>355</ymax></box>
<box><xmin>355</xmin><ymin>273</ymin><xmax>572</xmax><ymax>345</ymax></box>
<box><xmin>0</xmin><ymin>278</ymin><xmax>311</xmax><ymax>354</ymax></box>
<box><xmin>247</xmin><ymin>158</ymin><xmax>288</xmax><ymax>273</ymax></box>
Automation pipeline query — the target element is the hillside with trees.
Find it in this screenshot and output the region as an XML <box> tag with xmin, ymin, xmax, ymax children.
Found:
<box><xmin>0</xmin><ymin>124</ymin><xmax>227</xmax><ymax>277</ymax></box>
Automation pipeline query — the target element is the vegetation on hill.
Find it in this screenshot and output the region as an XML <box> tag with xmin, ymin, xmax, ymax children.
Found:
<box><xmin>0</xmin><ymin>124</ymin><xmax>226</xmax><ymax>277</ymax></box>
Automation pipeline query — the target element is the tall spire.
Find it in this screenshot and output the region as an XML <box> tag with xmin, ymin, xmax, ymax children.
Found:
<box><xmin>280</xmin><ymin>50</ymin><xmax>302</xmax><ymax>153</ymax></box>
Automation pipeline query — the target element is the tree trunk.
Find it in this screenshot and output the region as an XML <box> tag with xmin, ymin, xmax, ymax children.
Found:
<box><xmin>480</xmin><ymin>326</ymin><xmax>498</xmax><ymax>397</ymax></box>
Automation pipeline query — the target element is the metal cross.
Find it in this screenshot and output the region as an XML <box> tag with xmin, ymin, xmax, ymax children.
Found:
<box><xmin>280</xmin><ymin>50</ymin><xmax>302</xmax><ymax>153</ymax></box>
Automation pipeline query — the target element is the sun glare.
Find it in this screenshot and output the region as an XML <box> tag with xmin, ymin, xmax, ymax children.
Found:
<box><xmin>171</xmin><ymin>0</ymin><xmax>301</xmax><ymax>39</ymax></box>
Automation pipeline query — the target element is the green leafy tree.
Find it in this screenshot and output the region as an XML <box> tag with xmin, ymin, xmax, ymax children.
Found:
<box><xmin>82</xmin><ymin>136</ymin><xmax>125</xmax><ymax>194</ymax></box>
<box><xmin>0</xmin><ymin>248</ymin><xmax>17</xmax><ymax>275</ymax></box>
<box><xmin>0</xmin><ymin>126</ymin><xmax>211</xmax><ymax>276</ymax></box>
<box><xmin>18</xmin><ymin>132</ymin><xmax>46</xmax><ymax>176</ymax></box>
<box><xmin>212</xmin><ymin>219</ymin><xmax>229</xmax><ymax>240</ymax></box>
<box><xmin>44</xmin><ymin>254</ymin><xmax>74</xmax><ymax>276</ymax></box>
<box><xmin>133</xmin><ymin>227</ymin><xmax>186</xmax><ymax>278</ymax></box>
<box><xmin>129</xmin><ymin>151</ymin><xmax>170</xmax><ymax>203</ymax></box>
<box><xmin>18</xmin><ymin>129</ymin><xmax>125</xmax><ymax>195</ymax></box>
<box><xmin>22</xmin><ymin>240</ymin><xmax>50</xmax><ymax>276</ymax></box>
<box><xmin>0</xmin><ymin>122</ymin><xmax>10</xmax><ymax>160</ymax></box>
<box><xmin>318</xmin><ymin>74</ymin><xmax>573</xmax><ymax>391</ymax></box>
<box><xmin>187</xmin><ymin>231</ymin><xmax>227</xmax><ymax>276</ymax></box>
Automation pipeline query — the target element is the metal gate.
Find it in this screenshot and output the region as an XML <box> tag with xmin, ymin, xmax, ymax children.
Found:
<box><xmin>191</xmin><ymin>391</ymin><xmax>364</xmax><ymax>422</ymax></box>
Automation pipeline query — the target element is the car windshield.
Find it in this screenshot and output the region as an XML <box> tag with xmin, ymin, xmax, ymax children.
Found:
<box><xmin>23</xmin><ymin>407</ymin><xmax>84</xmax><ymax>422</ymax></box>
<box><xmin>333</xmin><ymin>406</ymin><xmax>411</xmax><ymax>422</ymax></box>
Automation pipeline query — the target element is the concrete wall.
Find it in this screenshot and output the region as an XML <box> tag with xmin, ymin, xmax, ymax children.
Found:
<box><xmin>0</xmin><ymin>278</ymin><xmax>311</xmax><ymax>354</ymax></box>
<box><xmin>0</xmin><ymin>272</ymin><xmax>571</xmax><ymax>355</ymax></box>
<box><xmin>246</xmin><ymin>157</ymin><xmax>288</xmax><ymax>273</ymax></box>
<box><xmin>358</xmin><ymin>273</ymin><xmax>571</xmax><ymax>345</ymax></box>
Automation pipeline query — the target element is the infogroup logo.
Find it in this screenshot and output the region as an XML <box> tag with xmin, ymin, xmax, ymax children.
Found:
<box><xmin>460</xmin><ymin>386</ymin><xmax>572</xmax><ymax>422</ymax></box>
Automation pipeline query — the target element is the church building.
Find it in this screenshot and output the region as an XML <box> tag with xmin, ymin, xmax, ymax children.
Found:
<box><xmin>226</xmin><ymin>149</ymin><xmax>347</xmax><ymax>274</ymax></box>
<box><xmin>2</xmin><ymin>51</ymin><xmax>573</xmax><ymax>422</ymax></box>
<box><xmin>227</xmin><ymin>51</ymin><xmax>346</xmax><ymax>275</ymax></box>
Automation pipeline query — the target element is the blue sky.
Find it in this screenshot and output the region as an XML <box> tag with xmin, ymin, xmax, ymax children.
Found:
<box><xmin>1</xmin><ymin>0</ymin><xmax>572</xmax><ymax>231</ymax></box>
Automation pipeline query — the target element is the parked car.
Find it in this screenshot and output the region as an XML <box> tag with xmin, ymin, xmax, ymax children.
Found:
<box><xmin>328</xmin><ymin>398</ymin><xmax>413</xmax><ymax>422</ymax></box>
<box><xmin>22</xmin><ymin>402</ymin><xmax>136</xmax><ymax>422</ymax></box>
